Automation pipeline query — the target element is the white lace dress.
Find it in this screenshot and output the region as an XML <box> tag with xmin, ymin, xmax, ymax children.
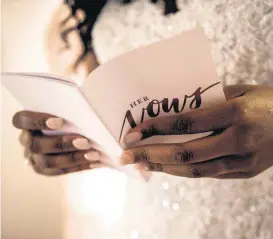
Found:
<box><xmin>66</xmin><ymin>1</ymin><xmax>273</xmax><ymax>238</ymax></box>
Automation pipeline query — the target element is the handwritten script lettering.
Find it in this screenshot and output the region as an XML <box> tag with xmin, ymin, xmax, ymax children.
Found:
<box><xmin>118</xmin><ymin>82</ymin><xmax>220</xmax><ymax>142</ymax></box>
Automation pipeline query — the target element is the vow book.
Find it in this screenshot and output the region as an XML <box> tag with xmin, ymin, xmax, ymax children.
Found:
<box><xmin>2</xmin><ymin>28</ymin><xmax>226</xmax><ymax>178</ymax></box>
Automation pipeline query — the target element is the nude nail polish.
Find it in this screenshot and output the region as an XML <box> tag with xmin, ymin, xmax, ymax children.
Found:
<box><xmin>46</xmin><ymin>118</ymin><xmax>64</xmax><ymax>130</ymax></box>
<box><xmin>84</xmin><ymin>151</ymin><xmax>100</xmax><ymax>161</ymax></box>
<box><xmin>123</xmin><ymin>132</ymin><xmax>142</xmax><ymax>144</ymax></box>
<box><xmin>120</xmin><ymin>152</ymin><xmax>135</xmax><ymax>165</ymax></box>
<box><xmin>135</xmin><ymin>163</ymin><xmax>150</xmax><ymax>171</ymax></box>
<box><xmin>72</xmin><ymin>138</ymin><xmax>92</xmax><ymax>150</ymax></box>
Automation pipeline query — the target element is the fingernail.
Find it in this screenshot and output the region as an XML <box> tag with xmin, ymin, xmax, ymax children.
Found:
<box><xmin>84</xmin><ymin>151</ymin><xmax>100</xmax><ymax>162</ymax></box>
<box><xmin>76</xmin><ymin>9</ymin><xmax>86</xmax><ymax>22</ymax></box>
<box><xmin>89</xmin><ymin>162</ymin><xmax>102</xmax><ymax>169</ymax></box>
<box><xmin>135</xmin><ymin>163</ymin><xmax>150</xmax><ymax>171</ymax></box>
<box><xmin>123</xmin><ymin>132</ymin><xmax>142</xmax><ymax>144</ymax></box>
<box><xmin>72</xmin><ymin>138</ymin><xmax>92</xmax><ymax>150</ymax></box>
<box><xmin>46</xmin><ymin>118</ymin><xmax>64</xmax><ymax>130</ymax></box>
<box><xmin>120</xmin><ymin>152</ymin><xmax>135</xmax><ymax>165</ymax></box>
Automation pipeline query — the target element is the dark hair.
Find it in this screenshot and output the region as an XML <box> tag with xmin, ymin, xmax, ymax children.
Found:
<box><xmin>63</xmin><ymin>0</ymin><xmax>178</xmax><ymax>66</ymax></box>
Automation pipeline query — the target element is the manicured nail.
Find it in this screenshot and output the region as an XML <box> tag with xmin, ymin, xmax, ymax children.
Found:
<box><xmin>120</xmin><ymin>152</ymin><xmax>135</xmax><ymax>165</ymax></box>
<box><xmin>46</xmin><ymin>118</ymin><xmax>64</xmax><ymax>130</ymax></box>
<box><xmin>76</xmin><ymin>9</ymin><xmax>86</xmax><ymax>22</ymax></box>
<box><xmin>135</xmin><ymin>163</ymin><xmax>150</xmax><ymax>171</ymax></box>
<box><xmin>89</xmin><ymin>162</ymin><xmax>102</xmax><ymax>169</ymax></box>
<box><xmin>84</xmin><ymin>151</ymin><xmax>100</xmax><ymax>162</ymax></box>
<box><xmin>72</xmin><ymin>138</ymin><xmax>92</xmax><ymax>150</ymax></box>
<box><xmin>123</xmin><ymin>132</ymin><xmax>142</xmax><ymax>144</ymax></box>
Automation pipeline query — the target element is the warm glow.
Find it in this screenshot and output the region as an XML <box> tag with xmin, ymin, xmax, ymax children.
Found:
<box><xmin>65</xmin><ymin>168</ymin><xmax>128</xmax><ymax>225</ymax></box>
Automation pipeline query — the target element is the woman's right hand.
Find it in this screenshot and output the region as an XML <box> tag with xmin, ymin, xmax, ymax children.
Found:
<box><xmin>13</xmin><ymin>111</ymin><xmax>107</xmax><ymax>176</ymax></box>
<box><xmin>45</xmin><ymin>4</ymin><xmax>98</xmax><ymax>81</ymax></box>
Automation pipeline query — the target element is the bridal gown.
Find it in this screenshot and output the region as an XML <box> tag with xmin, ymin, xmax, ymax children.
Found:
<box><xmin>65</xmin><ymin>1</ymin><xmax>273</xmax><ymax>238</ymax></box>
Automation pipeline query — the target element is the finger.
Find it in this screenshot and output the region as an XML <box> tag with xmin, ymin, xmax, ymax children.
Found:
<box><xmin>75</xmin><ymin>9</ymin><xmax>86</xmax><ymax>23</ymax></box>
<box><xmin>21</xmin><ymin>133</ymin><xmax>94</xmax><ymax>154</ymax></box>
<box><xmin>20</xmin><ymin>130</ymin><xmax>42</xmax><ymax>146</ymax></box>
<box><xmin>31</xmin><ymin>150</ymin><xmax>103</xmax><ymax>168</ymax></box>
<box><xmin>73</xmin><ymin>60</ymin><xmax>89</xmax><ymax>79</ymax></box>
<box><xmin>24</xmin><ymin>149</ymin><xmax>35</xmax><ymax>166</ymax></box>
<box><xmin>135</xmin><ymin>155</ymin><xmax>251</xmax><ymax>178</ymax></box>
<box><xmin>13</xmin><ymin>111</ymin><xmax>64</xmax><ymax>130</ymax></box>
<box><xmin>47</xmin><ymin>4</ymin><xmax>73</xmax><ymax>50</ymax></box>
<box><xmin>66</xmin><ymin>30</ymin><xmax>84</xmax><ymax>61</ymax></box>
<box><xmin>212</xmin><ymin>172</ymin><xmax>255</xmax><ymax>179</ymax></box>
<box><xmin>59</xmin><ymin>10</ymin><xmax>87</xmax><ymax>52</ymax></box>
<box><xmin>33</xmin><ymin>163</ymin><xmax>94</xmax><ymax>177</ymax></box>
<box><xmin>224</xmin><ymin>84</ymin><xmax>256</xmax><ymax>100</ymax></box>
<box><xmin>59</xmin><ymin>18</ymin><xmax>78</xmax><ymax>50</ymax></box>
<box><xmin>123</xmin><ymin>101</ymin><xmax>235</xmax><ymax>144</ymax></box>
<box><xmin>24</xmin><ymin>147</ymin><xmax>31</xmax><ymax>158</ymax></box>
<box><xmin>59</xmin><ymin>30</ymin><xmax>84</xmax><ymax>67</ymax></box>
<box><xmin>61</xmin><ymin>17</ymin><xmax>78</xmax><ymax>31</ymax></box>
<box><xmin>121</xmin><ymin>132</ymin><xmax>234</xmax><ymax>165</ymax></box>
<box><xmin>57</xmin><ymin>4</ymin><xmax>72</xmax><ymax>25</ymax></box>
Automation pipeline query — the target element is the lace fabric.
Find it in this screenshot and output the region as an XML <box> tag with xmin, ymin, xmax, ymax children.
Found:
<box><xmin>67</xmin><ymin>1</ymin><xmax>273</xmax><ymax>238</ymax></box>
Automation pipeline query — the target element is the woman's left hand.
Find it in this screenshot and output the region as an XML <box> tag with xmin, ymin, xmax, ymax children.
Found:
<box><xmin>121</xmin><ymin>85</ymin><xmax>273</xmax><ymax>179</ymax></box>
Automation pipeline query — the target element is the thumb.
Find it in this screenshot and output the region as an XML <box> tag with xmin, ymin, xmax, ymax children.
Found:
<box><xmin>224</xmin><ymin>84</ymin><xmax>257</xmax><ymax>100</ymax></box>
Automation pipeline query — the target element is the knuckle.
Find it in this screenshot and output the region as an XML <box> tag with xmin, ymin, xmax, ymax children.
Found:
<box><xmin>70</xmin><ymin>152</ymin><xmax>78</xmax><ymax>163</ymax></box>
<box><xmin>234</xmin><ymin>125</ymin><xmax>257</xmax><ymax>152</ymax></box>
<box><xmin>30</xmin><ymin>119</ymin><xmax>46</xmax><ymax>130</ymax></box>
<box><xmin>171</xmin><ymin>116</ymin><xmax>195</xmax><ymax>134</ymax></box>
<box><xmin>149</xmin><ymin>163</ymin><xmax>163</xmax><ymax>172</ymax></box>
<box><xmin>19</xmin><ymin>130</ymin><xmax>31</xmax><ymax>145</ymax></box>
<box><xmin>139</xmin><ymin>149</ymin><xmax>151</xmax><ymax>162</ymax></box>
<box><xmin>28</xmin><ymin>136</ymin><xmax>42</xmax><ymax>153</ymax></box>
<box><xmin>172</xmin><ymin>146</ymin><xmax>194</xmax><ymax>164</ymax></box>
<box><xmin>55</xmin><ymin>137</ymin><xmax>72</xmax><ymax>151</ymax></box>
<box><xmin>32</xmin><ymin>154</ymin><xmax>49</xmax><ymax>168</ymax></box>
<box><xmin>232</xmin><ymin>100</ymin><xmax>251</xmax><ymax>123</ymax></box>
<box><xmin>187</xmin><ymin>166</ymin><xmax>203</xmax><ymax>178</ymax></box>
<box><xmin>141</xmin><ymin>122</ymin><xmax>166</xmax><ymax>138</ymax></box>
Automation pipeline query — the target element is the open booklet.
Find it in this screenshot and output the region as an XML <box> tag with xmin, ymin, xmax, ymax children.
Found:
<box><xmin>2</xmin><ymin>28</ymin><xmax>226</xmax><ymax>179</ymax></box>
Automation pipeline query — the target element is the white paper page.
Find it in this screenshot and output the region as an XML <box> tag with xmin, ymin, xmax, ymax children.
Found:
<box><xmin>2</xmin><ymin>28</ymin><xmax>226</xmax><ymax>180</ymax></box>
<box><xmin>1</xmin><ymin>73</ymin><xmax>122</xmax><ymax>164</ymax></box>
<box><xmin>83</xmin><ymin>28</ymin><xmax>226</xmax><ymax>149</ymax></box>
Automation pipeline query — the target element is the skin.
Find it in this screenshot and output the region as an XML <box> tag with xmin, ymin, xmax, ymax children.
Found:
<box><xmin>13</xmin><ymin>85</ymin><xmax>273</xmax><ymax>178</ymax></box>
<box><xmin>121</xmin><ymin>85</ymin><xmax>273</xmax><ymax>179</ymax></box>
<box><xmin>45</xmin><ymin>4</ymin><xmax>98</xmax><ymax>80</ymax></box>
<box><xmin>11</xmin><ymin>4</ymin><xmax>103</xmax><ymax>176</ymax></box>
<box><xmin>13</xmin><ymin>111</ymin><xmax>109</xmax><ymax>176</ymax></box>
<box><xmin>12</xmin><ymin>4</ymin><xmax>273</xmax><ymax>178</ymax></box>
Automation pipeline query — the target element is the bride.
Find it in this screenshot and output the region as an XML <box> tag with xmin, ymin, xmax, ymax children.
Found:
<box><xmin>13</xmin><ymin>0</ymin><xmax>273</xmax><ymax>238</ymax></box>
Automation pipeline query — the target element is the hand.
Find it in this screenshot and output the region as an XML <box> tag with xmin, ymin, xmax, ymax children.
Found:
<box><xmin>121</xmin><ymin>85</ymin><xmax>273</xmax><ymax>179</ymax></box>
<box><xmin>13</xmin><ymin>111</ymin><xmax>109</xmax><ymax>176</ymax></box>
<box><xmin>45</xmin><ymin>4</ymin><xmax>98</xmax><ymax>80</ymax></box>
